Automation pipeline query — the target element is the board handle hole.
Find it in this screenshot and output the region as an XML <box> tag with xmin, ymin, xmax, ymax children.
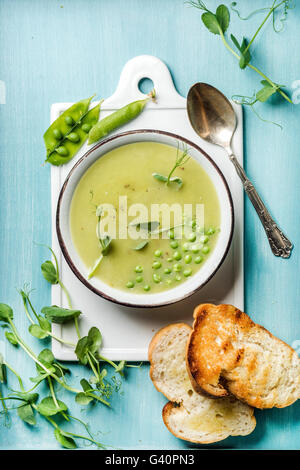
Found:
<box><xmin>138</xmin><ymin>77</ymin><xmax>154</xmax><ymax>95</ymax></box>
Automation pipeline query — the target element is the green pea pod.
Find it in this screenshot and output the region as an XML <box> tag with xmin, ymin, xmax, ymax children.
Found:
<box><xmin>88</xmin><ymin>90</ymin><xmax>155</xmax><ymax>145</ymax></box>
<box><xmin>44</xmin><ymin>96</ymin><xmax>102</xmax><ymax>166</ymax></box>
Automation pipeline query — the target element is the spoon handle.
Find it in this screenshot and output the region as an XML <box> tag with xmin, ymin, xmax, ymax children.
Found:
<box><xmin>228</xmin><ymin>152</ymin><xmax>293</xmax><ymax>258</ymax></box>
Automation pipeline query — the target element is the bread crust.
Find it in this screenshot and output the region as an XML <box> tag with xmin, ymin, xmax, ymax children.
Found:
<box><xmin>148</xmin><ymin>323</ymin><xmax>192</xmax><ymax>399</ymax></box>
<box><xmin>149</xmin><ymin>322</ymin><xmax>256</xmax><ymax>444</ymax></box>
<box><xmin>186</xmin><ymin>303</ymin><xmax>300</xmax><ymax>409</ymax></box>
<box><xmin>162</xmin><ymin>402</ymin><xmax>235</xmax><ymax>445</ymax></box>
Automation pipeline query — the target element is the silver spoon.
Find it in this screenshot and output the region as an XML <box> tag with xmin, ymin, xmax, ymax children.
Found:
<box><xmin>187</xmin><ymin>82</ymin><xmax>293</xmax><ymax>258</ymax></box>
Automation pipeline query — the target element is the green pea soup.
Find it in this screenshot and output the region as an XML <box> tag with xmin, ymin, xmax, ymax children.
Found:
<box><xmin>70</xmin><ymin>142</ymin><xmax>220</xmax><ymax>293</ymax></box>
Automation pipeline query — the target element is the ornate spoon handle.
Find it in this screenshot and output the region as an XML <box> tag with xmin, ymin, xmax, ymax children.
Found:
<box><xmin>227</xmin><ymin>151</ymin><xmax>293</xmax><ymax>259</ymax></box>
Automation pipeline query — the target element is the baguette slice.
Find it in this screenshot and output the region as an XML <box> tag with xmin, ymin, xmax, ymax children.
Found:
<box><xmin>149</xmin><ymin>323</ymin><xmax>256</xmax><ymax>444</ymax></box>
<box><xmin>187</xmin><ymin>304</ymin><xmax>300</xmax><ymax>409</ymax></box>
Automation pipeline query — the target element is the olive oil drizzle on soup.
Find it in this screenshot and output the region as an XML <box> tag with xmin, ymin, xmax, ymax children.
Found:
<box><xmin>70</xmin><ymin>142</ymin><xmax>220</xmax><ymax>293</ymax></box>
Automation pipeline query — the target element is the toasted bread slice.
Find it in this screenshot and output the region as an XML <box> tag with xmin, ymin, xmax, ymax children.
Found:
<box><xmin>187</xmin><ymin>304</ymin><xmax>300</xmax><ymax>409</ymax></box>
<box><xmin>149</xmin><ymin>323</ymin><xmax>256</xmax><ymax>444</ymax></box>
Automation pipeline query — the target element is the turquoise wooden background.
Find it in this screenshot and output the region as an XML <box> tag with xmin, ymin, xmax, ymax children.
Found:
<box><xmin>0</xmin><ymin>0</ymin><xmax>299</xmax><ymax>450</ymax></box>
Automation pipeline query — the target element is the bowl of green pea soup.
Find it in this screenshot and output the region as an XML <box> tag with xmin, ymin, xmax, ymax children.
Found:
<box><xmin>56</xmin><ymin>130</ymin><xmax>234</xmax><ymax>307</ymax></box>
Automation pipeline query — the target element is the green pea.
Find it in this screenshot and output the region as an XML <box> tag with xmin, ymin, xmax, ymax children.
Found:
<box><xmin>136</xmin><ymin>275</ymin><xmax>143</xmax><ymax>283</ymax></box>
<box><xmin>167</xmin><ymin>257</ymin><xmax>173</xmax><ymax>263</ymax></box>
<box><xmin>168</xmin><ymin>229</ymin><xmax>175</xmax><ymax>239</ymax></box>
<box><xmin>200</xmin><ymin>235</ymin><xmax>209</xmax><ymax>244</ymax></box>
<box><xmin>143</xmin><ymin>284</ymin><xmax>151</xmax><ymax>292</ymax></box>
<box><xmin>165</xmin><ymin>279</ymin><xmax>172</xmax><ymax>285</ymax></box>
<box><xmin>182</xmin><ymin>242</ymin><xmax>190</xmax><ymax>252</ymax></box>
<box><xmin>188</xmin><ymin>233</ymin><xmax>196</xmax><ymax>242</ymax></box>
<box><xmin>207</xmin><ymin>227</ymin><xmax>215</xmax><ymax>235</ymax></box>
<box><xmin>65</xmin><ymin>115</ymin><xmax>74</xmax><ymax>126</ymax></box>
<box><xmin>154</xmin><ymin>250</ymin><xmax>162</xmax><ymax>258</ymax></box>
<box><xmin>170</xmin><ymin>240</ymin><xmax>178</xmax><ymax>249</ymax></box>
<box><xmin>175</xmin><ymin>274</ymin><xmax>181</xmax><ymax>281</ymax></box>
<box><xmin>173</xmin><ymin>263</ymin><xmax>182</xmax><ymax>272</ymax></box>
<box><xmin>184</xmin><ymin>254</ymin><xmax>192</xmax><ymax>264</ymax></box>
<box><xmin>184</xmin><ymin>268</ymin><xmax>192</xmax><ymax>277</ymax></box>
<box><xmin>173</xmin><ymin>251</ymin><xmax>182</xmax><ymax>261</ymax></box>
<box><xmin>88</xmin><ymin>94</ymin><xmax>154</xmax><ymax>145</ymax></box>
<box><xmin>82</xmin><ymin>123</ymin><xmax>92</xmax><ymax>133</ymax></box>
<box><xmin>153</xmin><ymin>273</ymin><xmax>161</xmax><ymax>283</ymax></box>
<box><xmin>195</xmin><ymin>255</ymin><xmax>203</xmax><ymax>264</ymax></box>
<box><xmin>191</xmin><ymin>220</ymin><xmax>197</xmax><ymax>229</ymax></box>
<box><xmin>126</xmin><ymin>281</ymin><xmax>134</xmax><ymax>288</ymax></box>
<box><xmin>53</xmin><ymin>129</ymin><xmax>62</xmax><ymax>140</ymax></box>
<box><xmin>67</xmin><ymin>132</ymin><xmax>80</xmax><ymax>143</ymax></box>
<box><xmin>202</xmin><ymin>246</ymin><xmax>210</xmax><ymax>254</ymax></box>
<box><xmin>56</xmin><ymin>146</ymin><xmax>69</xmax><ymax>156</ymax></box>
<box><xmin>164</xmin><ymin>268</ymin><xmax>172</xmax><ymax>274</ymax></box>
<box><xmin>191</xmin><ymin>244</ymin><xmax>200</xmax><ymax>254</ymax></box>
<box><xmin>152</xmin><ymin>261</ymin><xmax>161</xmax><ymax>270</ymax></box>
<box><xmin>134</xmin><ymin>265</ymin><xmax>143</xmax><ymax>273</ymax></box>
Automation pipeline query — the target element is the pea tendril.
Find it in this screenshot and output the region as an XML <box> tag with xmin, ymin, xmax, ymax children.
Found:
<box><xmin>153</xmin><ymin>143</ymin><xmax>190</xmax><ymax>189</ymax></box>
<box><xmin>0</xmin><ymin>245</ymin><xmax>138</xmax><ymax>448</ymax></box>
<box><xmin>188</xmin><ymin>0</ymin><xmax>294</xmax><ymax>126</ymax></box>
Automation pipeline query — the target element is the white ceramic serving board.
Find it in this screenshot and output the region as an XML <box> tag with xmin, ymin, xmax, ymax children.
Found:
<box><xmin>51</xmin><ymin>55</ymin><xmax>243</xmax><ymax>361</ymax></box>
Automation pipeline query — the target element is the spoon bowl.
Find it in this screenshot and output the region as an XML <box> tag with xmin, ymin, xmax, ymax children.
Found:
<box><xmin>187</xmin><ymin>83</ymin><xmax>236</xmax><ymax>149</ymax></box>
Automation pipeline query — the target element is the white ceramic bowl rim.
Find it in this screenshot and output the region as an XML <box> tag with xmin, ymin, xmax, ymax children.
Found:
<box><xmin>56</xmin><ymin>129</ymin><xmax>234</xmax><ymax>308</ymax></box>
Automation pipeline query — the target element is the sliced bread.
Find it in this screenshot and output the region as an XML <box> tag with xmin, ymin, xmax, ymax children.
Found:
<box><xmin>149</xmin><ymin>323</ymin><xmax>256</xmax><ymax>444</ymax></box>
<box><xmin>187</xmin><ymin>304</ymin><xmax>300</xmax><ymax>409</ymax></box>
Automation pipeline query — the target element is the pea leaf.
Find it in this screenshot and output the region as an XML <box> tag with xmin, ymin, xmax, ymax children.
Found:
<box><xmin>41</xmin><ymin>260</ymin><xmax>58</xmax><ymax>284</ymax></box>
<box><xmin>53</xmin><ymin>361</ymin><xmax>70</xmax><ymax>378</ymax></box>
<box><xmin>230</xmin><ymin>33</ymin><xmax>240</xmax><ymax>50</ymax></box>
<box><xmin>75</xmin><ymin>337</ymin><xmax>90</xmax><ymax>366</ymax></box>
<box><xmin>133</xmin><ymin>240</ymin><xmax>149</xmax><ymax>251</ymax></box>
<box><xmin>29</xmin><ymin>324</ymin><xmax>49</xmax><ymax>339</ymax></box>
<box><xmin>0</xmin><ymin>353</ymin><xmax>6</xmax><ymax>383</ymax></box>
<box><xmin>38</xmin><ymin>348</ymin><xmax>55</xmax><ymax>365</ymax></box>
<box><xmin>169</xmin><ymin>176</ymin><xmax>183</xmax><ymax>188</ymax></box>
<box><xmin>0</xmin><ymin>304</ymin><xmax>13</xmax><ymax>323</ymax></box>
<box><xmin>35</xmin><ymin>349</ymin><xmax>58</xmax><ymax>377</ymax></box>
<box><xmin>80</xmin><ymin>378</ymin><xmax>93</xmax><ymax>393</ymax></box>
<box><xmin>152</xmin><ymin>172</ymin><xmax>183</xmax><ymax>188</ymax></box>
<box><xmin>198</xmin><ymin>4</ymin><xmax>229</xmax><ymax>35</ymax></box>
<box><xmin>36</xmin><ymin>397</ymin><xmax>68</xmax><ymax>417</ymax></box>
<box><xmin>88</xmin><ymin>327</ymin><xmax>102</xmax><ymax>353</ymax></box>
<box><xmin>5</xmin><ymin>330</ymin><xmax>19</xmax><ymax>346</ymax></box>
<box><xmin>34</xmin><ymin>348</ymin><xmax>69</xmax><ymax>378</ymax></box>
<box><xmin>30</xmin><ymin>371</ymin><xmax>53</xmax><ymax>384</ymax></box>
<box><xmin>130</xmin><ymin>221</ymin><xmax>160</xmax><ymax>232</ymax></box>
<box><xmin>152</xmin><ymin>173</ymin><xmax>168</xmax><ymax>183</ymax></box>
<box><xmin>12</xmin><ymin>391</ymin><xmax>39</xmax><ymax>404</ymax></box>
<box><xmin>95</xmin><ymin>206</ymin><xmax>112</xmax><ymax>257</ymax></box>
<box><xmin>38</xmin><ymin>315</ymin><xmax>51</xmax><ymax>332</ymax></box>
<box><xmin>100</xmin><ymin>235</ymin><xmax>111</xmax><ymax>256</ymax></box>
<box><xmin>201</xmin><ymin>11</ymin><xmax>221</xmax><ymax>34</ymax></box>
<box><xmin>75</xmin><ymin>392</ymin><xmax>94</xmax><ymax>405</ymax></box>
<box><xmin>41</xmin><ymin>305</ymin><xmax>82</xmax><ymax>324</ymax></box>
<box><xmin>76</xmin><ymin>379</ymin><xmax>99</xmax><ymax>405</ymax></box>
<box><xmin>231</xmin><ymin>35</ymin><xmax>251</xmax><ymax>69</ymax></box>
<box><xmin>216</xmin><ymin>5</ymin><xmax>230</xmax><ymax>33</ymax></box>
<box><xmin>256</xmin><ymin>81</ymin><xmax>278</xmax><ymax>102</ymax></box>
<box><xmin>75</xmin><ymin>327</ymin><xmax>102</xmax><ymax>365</ymax></box>
<box><xmin>54</xmin><ymin>428</ymin><xmax>77</xmax><ymax>449</ymax></box>
<box><xmin>17</xmin><ymin>403</ymin><xmax>36</xmax><ymax>425</ymax></box>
